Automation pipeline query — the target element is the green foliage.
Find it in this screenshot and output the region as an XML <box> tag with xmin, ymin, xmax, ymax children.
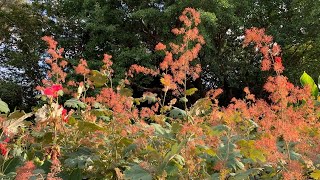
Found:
<box><xmin>64</xmin><ymin>98</ymin><xmax>86</xmax><ymax>109</ymax></box>
<box><xmin>124</xmin><ymin>164</ymin><xmax>152</xmax><ymax>180</ymax></box>
<box><xmin>77</xmin><ymin>121</ymin><xmax>105</xmax><ymax>133</ymax></box>
<box><xmin>0</xmin><ymin>99</ymin><xmax>10</xmax><ymax>114</ymax></box>
<box><xmin>189</xmin><ymin>98</ymin><xmax>212</xmax><ymax>116</ymax></box>
<box><xmin>184</xmin><ymin>88</ymin><xmax>198</xmax><ymax>96</ymax></box>
<box><xmin>300</xmin><ymin>71</ymin><xmax>319</xmax><ymax>97</ymax></box>
<box><xmin>169</xmin><ymin>107</ymin><xmax>187</xmax><ymax>119</ymax></box>
<box><xmin>237</xmin><ymin>140</ymin><xmax>266</xmax><ymax>162</ymax></box>
<box><xmin>88</xmin><ymin>70</ymin><xmax>108</xmax><ymax>88</ymax></box>
<box><xmin>311</xmin><ymin>169</ymin><xmax>320</xmax><ymax>180</ymax></box>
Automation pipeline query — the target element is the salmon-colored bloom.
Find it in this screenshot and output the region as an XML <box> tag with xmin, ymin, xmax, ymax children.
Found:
<box><xmin>274</xmin><ymin>57</ymin><xmax>284</xmax><ymax>73</ymax></box>
<box><xmin>75</xmin><ymin>59</ymin><xmax>90</xmax><ymax>75</ymax></box>
<box><xmin>160</xmin><ymin>74</ymin><xmax>177</xmax><ymax>90</ymax></box>
<box><xmin>103</xmin><ymin>53</ymin><xmax>113</xmax><ymax>68</ymax></box>
<box><xmin>155</xmin><ymin>42</ymin><xmax>166</xmax><ymax>51</ymax></box>
<box><xmin>15</xmin><ymin>161</ymin><xmax>36</xmax><ymax>180</ymax></box>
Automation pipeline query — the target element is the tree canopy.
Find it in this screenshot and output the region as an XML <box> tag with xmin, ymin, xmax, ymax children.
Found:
<box><xmin>1</xmin><ymin>0</ymin><xmax>320</xmax><ymax>109</ymax></box>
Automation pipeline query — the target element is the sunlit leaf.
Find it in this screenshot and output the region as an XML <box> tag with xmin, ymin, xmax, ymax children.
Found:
<box><xmin>3</xmin><ymin>112</ymin><xmax>33</xmax><ymax>134</ymax></box>
<box><xmin>0</xmin><ymin>99</ymin><xmax>10</xmax><ymax>113</ymax></box>
<box><xmin>8</xmin><ymin>110</ymin><xmax>25</xmax><ymax>119</ymax></box>
<box><xmin>120</xmin><ymin>88</ymin><xmax>133</xmax><ymax>97</ymax></box>
<box><xmin>300</xmin><ymin>71</ymin><xmax>318</xmax><ymax>97</ymax></box>
<box><xmin>189</xmin><ymin>98</ymin><xmax>212</xmax><ymax>116</ymax></box>
<box><xmin>311</xmin><ymin>169</ymin><xmax>320</xmax><ymax>180</ymax></box>
<box><xmin>301</xmin><ymin>71</ymin><xmax>315</xmax><ymax>87</ymax></box>
<box><xmin>77</xmin><ymin>121</ymin><xmax>105</xmax><ymax>133</ymax></box>
<box><xmin>237</xmin><ymin>140</ymin><xmax>266</xmax><ymax>162</ymax></box>
<box><xmin>88</xmin><ymin>70</ymin><xmax>108</xmax><ymax>87</ymax></box>
<box><xmin>34</xmin><ymin>104</ymin><xmax>49</xmax><ymax>122</ymax></box>
<box><xmin>184</xmin><ymin>88</ymin><xmax>198</xmax><ymax>96</ymax></box>
<box><xmin>179</xmin><ymin>97</ymin><xmax>188</xmax><ymax>103</ymax></box>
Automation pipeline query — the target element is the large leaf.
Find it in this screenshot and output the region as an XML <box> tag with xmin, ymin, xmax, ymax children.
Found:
<box><xmin>77</xmin><ymin>121</ymin><xmax>105</xmax><ymax>133</ymax></box>
<box><xmin>68</xmin><ymin>168</ymin><xmax>83</xmax><ymax>180</ymax></box>
<box><xmin>120</xmin><ymin>88</ymin><xmax>133</xmax><ymax>97</ymax></box>
<box><xmin>184</xmin><ymin>88</ymin><xmax>198</xmax><ymax>96</ymax></box>
<box><xmin>34</xmin><ymin>104</ymin><xmax>49</xmax><ymax>122</ymax></box>
<box><xmin>64</xmin><ymin>155</ymin><xmax>97</xmax><ymax>169</ymax></box>
<box><xmin>189</xmin><ymin>98</ymin><xmax>212</xmax><ymax>116</ymax></box>
<box><xmin>237</xmin><ymin>140</ymin><xmax>266</xmax><ymax>162</ymax></box>
<box><xmin>0</xmin><ymin>99</ymin><xmax>10</xmax><ymax>113</ymax></box>
<box><xmin>300</xmin><ymin>71</ymin><xmax>315</xmax><ymax>86</ymax></box>
<box><xmin>3</xmin><ymin>157</ymin><xmax>22</xmax><ymax>174</ymax></box>
<box><xmin>3</xmin><ymin>112</ymin><xmax>33</xmax><ymax>134</ymax></box>
<box><xmin>151</xmin><ymin>123</ymin><xmax>174</xmax><ymax>140</ymax></box>
<box><xmin>124</xmin><ymin>164</ymin><xmax>152</xmax><ymax>180</ymax></box>
<box><xmin>160</xmin><ymin>139</ymin><xmax>188</xmax><ymax>171</ymax></box>
<box><xmin>88</xmin><ymin>70</ymin><xmax>108</xmax><ymax>87</ymax></box>
<box><xmin>311</xmin><ymin>169</ymin><xmax>320</xmax><ymax>180</ymax></box>
<box><xmin>64</xmin><ymin>98</ymin><xmax>86</xmax><ymax>109</ymax></box>
<box><xmin>312</xmin><ymin>84</ymin><xmax>319</xmax><ymax>97</ymax></box>
<box><xmin>230</xmin><ymin>168</ymin><xmax>263</xmax><ymax>180</ymax></box>
<box><xmin>300</xmin><ymin>71</ymin><xmax>318</xmax><ymax>97</ymax></box>
<box><xmin>142</xmin><ymin>92</ymin><xmax>157</xmax><ymax>104</ymax></box>
<box><xmin>169</xmin><ymin>107</ymin><xmax>186</xmax><ymax>119</ymax></box>
<box><xmin>8</xmin><ymin>110</ymin><xmax>26</xmax><ymax>119</ymax></box>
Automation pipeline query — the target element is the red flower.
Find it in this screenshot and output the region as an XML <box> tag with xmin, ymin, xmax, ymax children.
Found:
<box><xmin>43</xmin><ymin>84</ymin><xmax>63</xmax><ymax>98</ymax></box>
<box><xmin>52</xmin><ymin>84</ymin><xmax>63</xmax><ymax>92</ymax></box>
<box><xmin>44</xmin><ymin>88</ymin><xmax>55</xmax><ymax>97</ymax></box>
<box><xmin>0</xmin><ymin>143</ymin><xmax>7</xmax><ymax>156</ymax></box>
<box><xmin>275</xmin><ymin>56</ymin><xmax>282</xmax><ymax>63</ymax></box>
<box><xmin>61</xmin><ymin>108</ymin><xmax>68</xmax><ymax>123</ymax></box>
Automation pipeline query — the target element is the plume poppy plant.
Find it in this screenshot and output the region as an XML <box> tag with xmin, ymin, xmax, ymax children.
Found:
<box><xmin>4</xmin><ymin>7</ymin><xmax>320</xmax><ymax>180</ymax></box>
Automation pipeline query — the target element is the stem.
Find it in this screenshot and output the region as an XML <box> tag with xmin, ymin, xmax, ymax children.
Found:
<box><xmin>225</xmin><ymin>130</ymin><xmax>231</xmax><ymax>162</ymax></box>
<box><xmin>83</xmin><ymin>75</ymin><xmax>87</xmax><ymax>103</ymax></box>
<box><xmin>162</xmin><ymin>88</ymin><xmax>168</xmax><ymax>109</ymax></box>
<box><xmin>285</xmin><ymin>141</ymin><xmax>291</xmax><ymax>161</ymax></box>
<box><xmin>53</xmin><ymin>121</ymin><xmax>57</xmax><ymax>145</ymax></box>
<box><xmin>111</xmin><ymin>121</ymin><xmax>118</xmax><ymax>164</ymax></box>
<box><xmin>109</xmin><ymin>76</ymin><xmax>113</xmax><ymax>89</ymax></box>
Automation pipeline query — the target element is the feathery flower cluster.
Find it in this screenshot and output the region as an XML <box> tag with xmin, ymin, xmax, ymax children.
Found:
<box><xmin>102</xmin><ymin>53</ymin><xmax>113</xmax><ymax>74</ymax></box>
<box><xmin>75</xmin><ymin>59</ymin><xmax>90</xmax><ymax>75</ymax></box>
<box><xmin>156</xmin><ymin>8</ymin><xmax>205</xmax><ymax>95</ymax></box>
<box><xmin>127</xmin><ymin>64</ymin><xmax>159</xmax><ymax>77</ymax></box>
<box><xmin>15</xmin><ymin>161</ymin><xmax>36</xmax><ymax>180</ymax></box>
<box><xmin>39</xmin><ymin>36</ymin><xmax>68</xmax><ymax>89</ymax></box>
<box><xmin>243</xmin><ymin>27</ymin><xmax>284</xmax><ymax>73</ymax></box>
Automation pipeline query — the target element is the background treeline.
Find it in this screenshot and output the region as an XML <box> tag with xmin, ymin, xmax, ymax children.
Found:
<box><xmin>1</xmin><ymin>0</ymin><xmax>320</xmax><ymax>110</ymax></box>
